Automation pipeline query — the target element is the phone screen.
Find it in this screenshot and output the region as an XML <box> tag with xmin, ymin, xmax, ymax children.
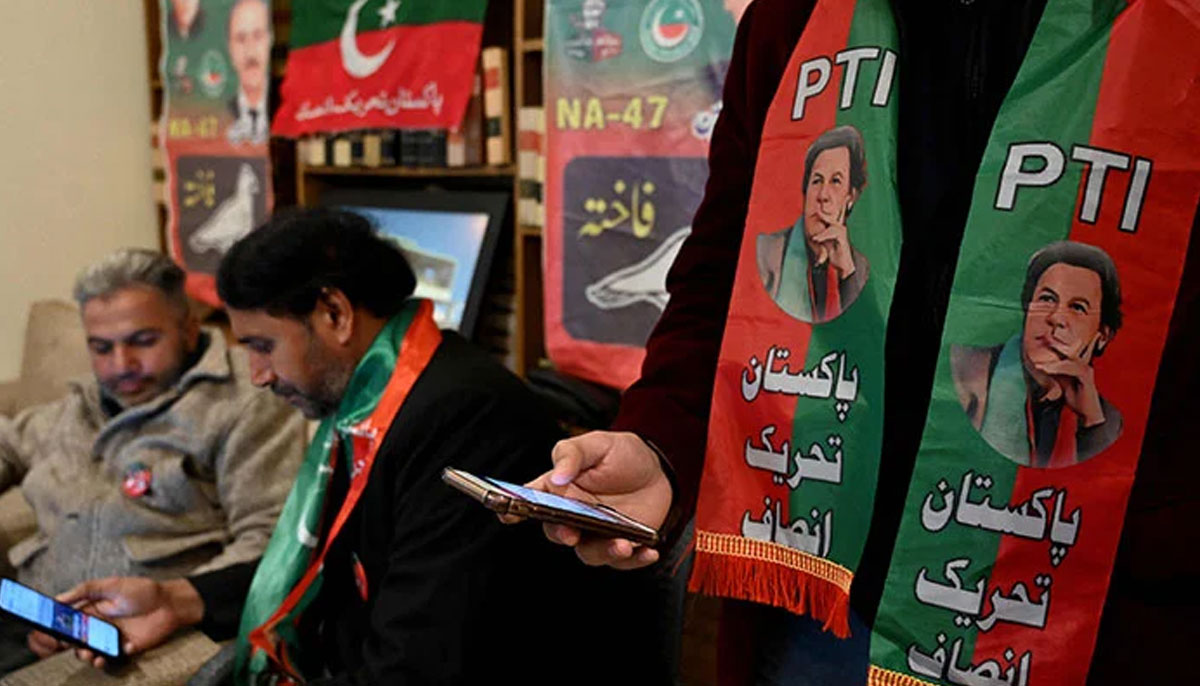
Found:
<box><xmin>484</xmin><ymin>478</ymin><xmax>631</xmax><ymax>526</ymax></box>
<box><xmin>0</xmin><ymin>578</ymin><xmax>120</xmax><ymax>657</ymax></box>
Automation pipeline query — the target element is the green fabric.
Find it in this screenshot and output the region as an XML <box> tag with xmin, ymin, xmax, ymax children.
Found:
<box><xmin>979</xmin><ymin>336</ymin><xmax>1032</xmax><ymax>465</ymax></box>
<box><xmin>775</xmin><ymin>220</ymin><xmax>816</xmax><ymax>322</ymax></box>
<box><xmin>867</xmin><ymin>0</ymin><xmax>1123</xmax><ymax>677</ymax></box>
<box><xmin>290</xmin><ymin>0</ymin><xmax>489</xmax><ymax>48</ymax></box>
<box><xmin>785</xmin><ymin>0</ymin><xmax>901</xmax><ymax>570</ymax></box>
<box><xmin>232</xmin><ymin>300</ymin><xmax>422</xmax><ymax>684</ymax></box>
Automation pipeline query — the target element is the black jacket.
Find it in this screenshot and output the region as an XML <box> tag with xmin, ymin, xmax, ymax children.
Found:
<box><xmin>193</xmin><ymin>333</ymin><xmax>670</xmax><ymax>685</ymax></box>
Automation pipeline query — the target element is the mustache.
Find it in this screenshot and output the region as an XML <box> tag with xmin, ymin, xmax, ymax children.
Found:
<box><xmin>106</xmin><ymin>372</ymin><xmax>152</xmax><ymax>385</ymax></box>
<box><xmin>269</xmin><ymin>380</ymin><xmax>300</xmax><ymax>398</ymax></box>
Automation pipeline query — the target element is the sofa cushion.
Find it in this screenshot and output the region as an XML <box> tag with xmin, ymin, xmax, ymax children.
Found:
<box><xmin>15</xmin><ymin>300</ymin><xmax>91</xmax><ymax>411</ymax></box>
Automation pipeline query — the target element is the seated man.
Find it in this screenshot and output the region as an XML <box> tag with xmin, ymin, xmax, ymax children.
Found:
<box><xmin>0</xmin><ymin>249</ymin><xmax>305</xmax><ymax>674</ymax></box>
<box><xmin>58</xmin><ymin>210</ymin><xmax>668</xmax><ymax>685</ymax></box>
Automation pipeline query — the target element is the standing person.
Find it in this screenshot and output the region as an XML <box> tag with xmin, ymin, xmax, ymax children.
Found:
<box><xmin>522</xmin><ymin>1</ymin><xmax>1200</xmax><ymax>684</ymax></box>
<box><xmin>55</xmin><ymin>209</ymin><xmax>668</xmax><ymax>685</ymax></box>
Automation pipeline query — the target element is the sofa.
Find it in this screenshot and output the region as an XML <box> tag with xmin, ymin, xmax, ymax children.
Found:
<box><xmin>0</xmin><ymin>300</ymin><xmax>91</xmax><ymax>578</ymax></box>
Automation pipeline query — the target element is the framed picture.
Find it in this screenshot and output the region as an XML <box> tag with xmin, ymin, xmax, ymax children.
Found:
<box><xmin>317</xmin><ymin>189</ymin><xmax>508</xmax><ymax>338</ymax></box>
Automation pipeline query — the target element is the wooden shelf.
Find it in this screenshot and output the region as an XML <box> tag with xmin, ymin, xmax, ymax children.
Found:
<box><xmin>521</xmin><ymin>38</ymin><xmax>544</xmax><ymax>52</ymax></box>
<box><xmin>518</xmin><ymin>224</ymin><xmax>543</xmax><ymax>238</ymax></box>
<box><xmin>300</xmin><ymin>164</ymin><xmax>516</xmax><ymax>178</ymax></box>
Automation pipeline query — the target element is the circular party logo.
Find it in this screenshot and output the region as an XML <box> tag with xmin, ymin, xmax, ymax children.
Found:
<box><xmin>639</xmin><ymin>0</ymin><xmax>704</xmax><ymax>63</ymax></box>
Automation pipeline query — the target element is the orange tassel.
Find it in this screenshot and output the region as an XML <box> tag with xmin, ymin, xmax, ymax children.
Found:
<box><xmin>688</xmin><ymin>546</ymin><xmax>852</xmax><ymax>638</ymax></box>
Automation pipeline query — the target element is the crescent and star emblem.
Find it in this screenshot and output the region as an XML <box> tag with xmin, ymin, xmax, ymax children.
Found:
<box><xmin>340</xmin><ymin>0</ymin><xmax>402</xmax><ymax>78</ymax></box>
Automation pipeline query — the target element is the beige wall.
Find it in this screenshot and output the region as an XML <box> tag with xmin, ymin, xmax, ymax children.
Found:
<box><xmin>0</xmin><ymin>2</ymin><xmax>157</xmax><ymax>379</ymax></box>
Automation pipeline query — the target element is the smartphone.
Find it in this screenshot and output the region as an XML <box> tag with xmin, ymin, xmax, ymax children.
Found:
<box><xmin>442</xmin><ymin>468</ymin><xmax>659</xmax><ymax>546</ymax></box>
<box><xmin>0</xmin><ymin>577</ymin><xmax>123</xmax><ymax>660</ymax></box>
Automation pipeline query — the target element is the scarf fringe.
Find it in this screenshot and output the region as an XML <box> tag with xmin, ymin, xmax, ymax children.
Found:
<box><xmin>688</xmin><ymin>534</ymin><xmax>852</xmax><ymax>638</ymax></box>
<box><xmin>867</xmin><ymin>664</ymin><xmax>940</xmax><ymax>686</ymax></box>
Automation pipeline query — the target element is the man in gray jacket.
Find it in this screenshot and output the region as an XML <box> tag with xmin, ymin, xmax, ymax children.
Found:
<box><xmin>0</xmin><ymin>249</ymin><xmax>305</xmax><ymax>674</ymax></box>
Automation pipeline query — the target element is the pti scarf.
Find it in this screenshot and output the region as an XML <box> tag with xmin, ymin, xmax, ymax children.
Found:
<box><xmin>232</xmin><ymin>299</ymin><xmax>442</xmax><ymax>685</ymax></box>
<box><xmin>688</xmin><ymin>1</ymin><xmax>1200</xmax><ymax>685</ymax></box>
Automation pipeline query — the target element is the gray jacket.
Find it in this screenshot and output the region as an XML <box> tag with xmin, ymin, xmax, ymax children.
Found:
<box><xmin>0</xmin><ymin>330</ymin><xmax>305</xmax><ymax>594</ymax></box>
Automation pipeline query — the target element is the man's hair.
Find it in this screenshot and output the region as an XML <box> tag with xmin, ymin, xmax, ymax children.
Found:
<box><xmin>1021</xmin><ymin>241</ymin><xmax>1123</xmax><ymax>333</ymax></box>
<box><xmin>73</xmin><ymin>249</ymin><xmax>188</xmax><ymax>313</ymax></box>
<box><xmin>217</xmin><ymin>207</ymin><xmax>417</xmax><ymax>319</ymax></box>
<box><xmin>803</xmin><ymin>125</ymin><xmax>868</xmax><ymax>194</ymax></box>
<box><xmin>228</xmin><ymin>0</ymin><xmax>268</xmax><ymax>30</ymax></box>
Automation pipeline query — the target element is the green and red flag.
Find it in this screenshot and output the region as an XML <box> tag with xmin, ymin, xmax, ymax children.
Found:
<box><xmin>688</xmin><ymin>0</ymin><xmax>1200</xmax><ymax>683</ymax></box>
<box><xmin>273</xmin><ymin>0</ymin><xmax>488</xmax><ymax>136</ymax></box>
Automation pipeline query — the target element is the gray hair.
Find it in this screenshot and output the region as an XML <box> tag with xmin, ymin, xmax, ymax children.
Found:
<box><xmin>73</xmin><ymin>249</ymin><xmax>189</xmax><ymax>313</ymax></box>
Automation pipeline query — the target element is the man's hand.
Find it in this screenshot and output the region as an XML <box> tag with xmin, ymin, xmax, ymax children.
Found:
<box><xmin>27</xmin><ymin>629</ymin><xmax>67</xmax><ymax>658</ymax></box>
<box><xmin>809</xmin><ymin>218</ymin><xmax>856</xmax><ymax>280</ymax></box>
<box><xmin>57</xmin><ymin>577</ymin><xmax>205</xmax><ymax>669</ymax></box>
<box><xmin>518</xmin><ymin>431</ymin><xmax>674</xmax><ymax>570</ymax></box>
<box><xmin>1033</xmin><ymin>333</ymin><xmax>1105</xmax><ymax>427</ymax></box>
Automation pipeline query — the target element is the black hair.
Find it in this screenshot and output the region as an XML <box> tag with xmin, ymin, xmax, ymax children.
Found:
<box><xmin>217</xmin><ymin>207</ymin><xmax>417</xmax><ymax>319</ymax></box>
<box><xmin>803</xmin><ymin>125</ymin><xmax>868</xmax><ymax>195</ymax></box>
<box><xmin>1021</xmin><ymin>241</ymin><xmax>1123</xmax><ymax>333</ymax></box>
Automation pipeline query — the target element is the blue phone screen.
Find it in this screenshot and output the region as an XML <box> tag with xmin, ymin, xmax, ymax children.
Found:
<box><xmin>484</xmin><ymin>478</ymin><xmax>629</xmax><ymax>525</ymax></box>
<box><xmin>0</xmin><ymin>578</ymin><xmax>120</xmax><ymax>657</ymax></box>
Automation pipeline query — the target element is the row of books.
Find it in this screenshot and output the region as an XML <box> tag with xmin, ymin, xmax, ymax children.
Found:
<box><xmin>297</xmin><ymin>46</ymin><xmax>511</xmax><ymax>170</ymax></box>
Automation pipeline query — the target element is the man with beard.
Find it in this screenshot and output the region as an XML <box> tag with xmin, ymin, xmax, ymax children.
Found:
<box><xmin>55</xmin><ymin>210</ymin><xmax>665</xmax><ymax>685</ymax></box>
<box><xmin>0</xmin><ymin>249</ymin><xmax>304</xmax><ymax>675</ymax></box>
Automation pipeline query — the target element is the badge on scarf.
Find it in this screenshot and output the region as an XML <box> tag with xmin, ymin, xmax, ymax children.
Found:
<box><xmin>121</xmin><ymin>461</ymin><xmax>152</xmax><ymax>498</ymax></box>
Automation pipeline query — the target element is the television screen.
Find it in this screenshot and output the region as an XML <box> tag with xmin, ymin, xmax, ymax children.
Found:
<box><xmin>346</xmin><ymin>206</ymin><xmax>489</xmax><ymax>332</ymax></box>
<box><xmin>316</xmin><ymin>189</ymin><xmax>507</xmax><ymax>339</ymax></box>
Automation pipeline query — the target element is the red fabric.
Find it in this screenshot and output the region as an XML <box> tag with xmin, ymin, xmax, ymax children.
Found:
<box><xmin>825</xmin><ymin>266</ymin><xmax>841</xmax><ymax>320</ymax></box>
<box><xmin>272</xmin><ymin>23</ymin><xmax>483</xmax><ymax>136</ymax></box>
<box><xmin>611</xmin><ymin>0</ymin><xmax>1200</xmax><ymax>681</ymax></box>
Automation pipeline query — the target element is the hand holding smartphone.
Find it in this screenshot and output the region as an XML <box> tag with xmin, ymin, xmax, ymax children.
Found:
<box><xmin>442</xmin><ymin>468</ymin><xmax>659</xmax><ymax>546</ymax></box>
<box><xmin>0</xmin><ymin>577</ymin><xmax>123</xmax><ymax>661</ymax></box>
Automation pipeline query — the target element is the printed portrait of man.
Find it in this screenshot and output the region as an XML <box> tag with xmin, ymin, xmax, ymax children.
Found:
<box><xmin>756</xmin><ymin>125</ymin><xmax>870</xmax><ymax>323</ymax></box>
<box><xmin>951</xmin><ymin>241</ymin><xmax>1124</xmax><ymax>468</ymax></box>
<box><xmin>226</xmin><ymin>0</ymin><xmax>271</xmax><ymax>144</ymax></box>
<box><xmin>168</xmin><ymin>0</ymin><xmax>204</xmax><ymax>40</ymax></box>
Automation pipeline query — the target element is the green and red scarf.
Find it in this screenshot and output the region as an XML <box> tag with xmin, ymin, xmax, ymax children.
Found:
<box><xmin>232</xmin><ymin>299</ymin><xmax>441</xmax><ymax>685</ymax></box>
<box><xmin>688</xmin><ymin>1</ymin><xmax>1200</xmax><ymax>684</ymax></box>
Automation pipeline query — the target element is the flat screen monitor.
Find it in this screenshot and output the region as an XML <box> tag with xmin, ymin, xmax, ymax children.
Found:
<box><xmin>317</xmin><ymin>190</ymin><xmax>508</xmax><ymax>339</ymax></box>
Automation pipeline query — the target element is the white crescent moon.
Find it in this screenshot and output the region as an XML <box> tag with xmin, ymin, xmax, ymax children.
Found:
<box><xmin>340</xmin><ymin>0</ymin><xmax>396</xmax><ymax>79</ymax></box>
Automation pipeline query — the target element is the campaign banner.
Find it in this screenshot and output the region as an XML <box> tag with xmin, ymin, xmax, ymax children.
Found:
<box><xmin>544</xmin><ymin>0</ymin><xmax>747</xmax><ymax>389</ymax></box>
<box><xmin>272</xmin><ymin>0</ymin><xmax>488</xmax><ymax>136</ymax></box>
<box><xmin>159</xmin><ymin>0</ymin><xmax>274</xmax><ymax>304</ymax></box>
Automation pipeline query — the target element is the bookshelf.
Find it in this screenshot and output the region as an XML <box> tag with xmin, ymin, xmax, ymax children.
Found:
<box><xmin>145</xmin><ymin>0</ymin><xmax>546</xmax><ymax>376</ymax></box>
<box><xmin>512</xmin><ymin>0</ymin><xmax>545</xmax><ymax>377</ymax></box>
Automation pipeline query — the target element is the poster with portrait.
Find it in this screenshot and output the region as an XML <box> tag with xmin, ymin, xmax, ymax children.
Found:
<box><xmin>159</xmin><ymin>0</ymin><xmax>274</xmax><ymax>304</ymax></box>
<box><xmin>544</xmin><ymin>0</ymin><xmax>748</xmax><ymax>389</ymax></box>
